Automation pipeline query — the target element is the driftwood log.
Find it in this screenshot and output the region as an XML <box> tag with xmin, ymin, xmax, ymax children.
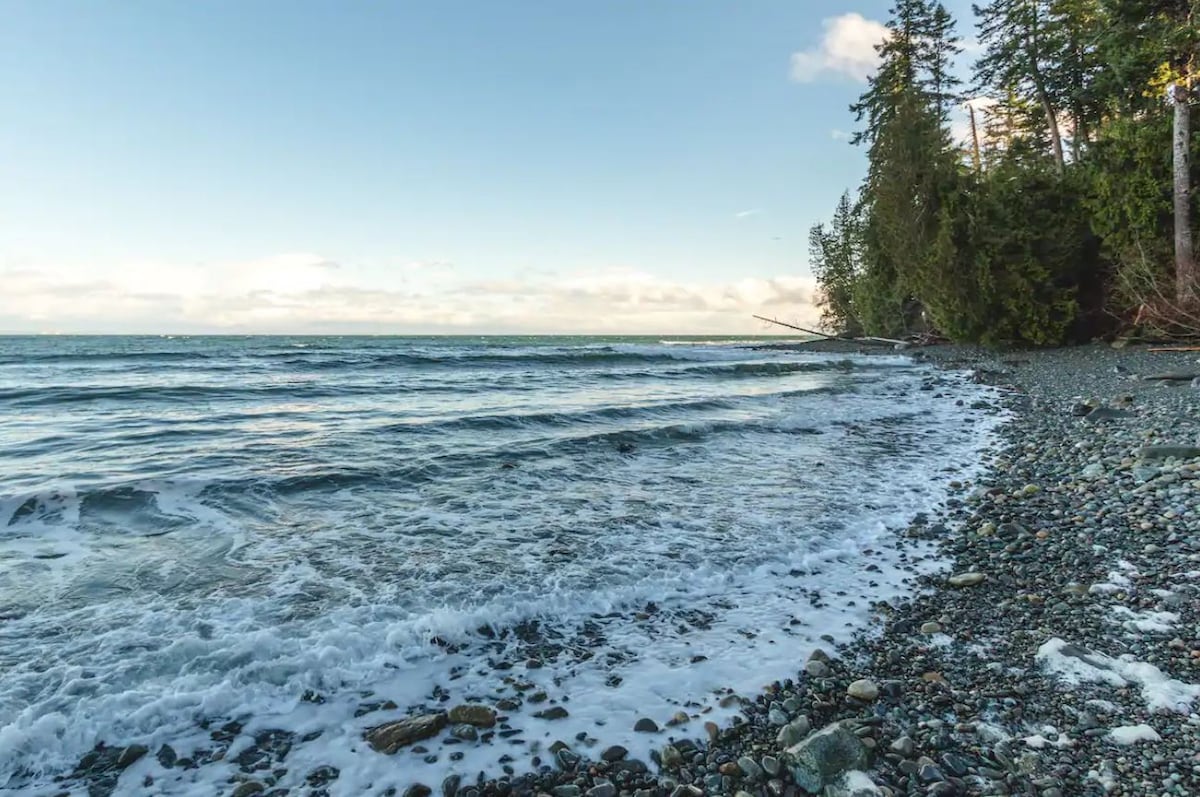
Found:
<box><xmin>752</xmin><ymin>315</ymin><xmax>906</xmax><ymax>346</ymax></box>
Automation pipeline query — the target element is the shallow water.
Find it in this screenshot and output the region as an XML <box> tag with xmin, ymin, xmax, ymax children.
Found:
<box><xmin>0</xmin><ymin>335</ymin><xmax>1003</xmax><ymax>795</ymax></box>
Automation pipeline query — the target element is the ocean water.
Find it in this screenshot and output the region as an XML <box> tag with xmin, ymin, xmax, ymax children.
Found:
<box><xmin>0</xmin><ymin>335</ymin><xmax>1003</xmax><ymax>795</ymax></box>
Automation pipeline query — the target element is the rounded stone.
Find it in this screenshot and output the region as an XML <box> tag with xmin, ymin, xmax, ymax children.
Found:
<box><xmin>846</xmin><ymin>679</ymin><xmax>879</xmax><ymax>701</ymax></box>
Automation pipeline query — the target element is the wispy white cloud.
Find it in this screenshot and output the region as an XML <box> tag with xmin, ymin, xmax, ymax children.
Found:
<box><xmin>789</xmin><ymin>13</ymin><xmax>890</xmax><ymax>83</ymax></box>
<box><xmin>830</xmin><ymin>129</ymin><xmax>853</xmax><ymax>142</ymax></box>
<box><xmin>960</xmin><ymin>36</ymin><xmax>983</xmax><ymax>55</ymax></box>
<box><xmin>0</xmin><ymin>255</ymin><xmax>818</xmax><ymax>334</ymax></box>
<box><xmin>733</xmin><ymin>208</ymin><xmax>763</xmax><ymax>219</ymax></box>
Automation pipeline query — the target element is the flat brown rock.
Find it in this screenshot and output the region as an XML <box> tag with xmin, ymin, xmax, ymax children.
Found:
<box><xmin>364</xmin><ymin>713</ymin><xmax>448</xmax><ymax>753</ymax></box>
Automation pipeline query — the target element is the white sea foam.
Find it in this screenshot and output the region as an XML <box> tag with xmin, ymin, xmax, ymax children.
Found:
<box><xmin>1089</xmin><ymin>561</ymin><xmax>1137</xmax><ymax>595</ymax></box>
<box><xmin>1108</xmin><ymin>606</ymin><xmax>1179</xmax><ymax>634</ymax></box>
<box><xmin>1107</xmin><ymin>724</ymin><xmax>1161</xmax><ymax>745</ymax></box>
<box><xmin>1023</xmin><ymin>729</ymin><xmax>1074</xmax><ymax>749</ymax></box>
<box><xmin>1036</xmin><ymin>638</ymin><xmax>1200</xmax><ymax>713</ymax></box>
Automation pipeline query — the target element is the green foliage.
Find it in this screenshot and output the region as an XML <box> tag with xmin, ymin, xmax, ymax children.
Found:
<box><xmin>850</xmin><ymin>253</ymin><xmax>912</xmax><ymax>338</ymax></box>
<box><xmin>973</xmin><ymin>0</ymin><xmax>1107</xmax><ymax>163</ymax></box>
<box><xmin>922</xmin><ymin>164</ymin><xmax>1094</xmax><ymax>345</ymax></box>
<box><xmin>1083</xmin><ymin>114</ymin><xmax>1175</xmax><ymax>300</ymax></box>
<box><xmin>808</xmin><ymin>193</ymin><xmax>865</xmax><ymax>336</ymax></box>
<box><xmin>835</xmin><ymin>1</ymin><xmax>961</xmax><ymax>338</ymax></box>
<box><xmin>807</xmin><ymin>0</ymin><xmax>1195</xmax><ymax>344</ymax></box>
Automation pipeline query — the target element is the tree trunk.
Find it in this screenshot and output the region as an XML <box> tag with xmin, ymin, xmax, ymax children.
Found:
<box><xmin>1173</xmin><ymin>81</ymin><xmax>1195</xmax><ymax>303</ymax></box>
<box><xmin>1037</xmin><ymin>87</ymin><xmax>1065</xmax><ymax>171</ymax></box>
<box><xmin>968</xmin><ymin>104</ymin><xmax>982</xmax><ymax>172</ymax></box>
<box><xmin>1071</xmin><ymin>110</ymin><xmax>1082</xmax><ymax>162</ymax></box>
<box><xmin>1024</xmin><ymin>30</ymin><xmax>1064</xmax><ymax>172</ymax></box>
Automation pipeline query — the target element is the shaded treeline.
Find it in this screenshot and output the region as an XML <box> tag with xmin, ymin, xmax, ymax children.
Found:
<box><xmin>810</xmin><ymin>0</ymin><xmax>1199</xmax><ymax>345</ymax></box>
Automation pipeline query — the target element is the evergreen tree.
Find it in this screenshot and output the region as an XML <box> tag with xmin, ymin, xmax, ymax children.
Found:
<box><xmin>808</xmin><ymin>193</ymin><xmax>865</xmax><ymax>336</ymax></box>
<box><xmin>1046</xmin><ymin>0</ymin><xmax>1106</xmax><ymax>160</ymax></box>
<box><xmin>805</xmin><ymin>0</ymin><xmax>1199</xmax><ymax>342</ymax></box>
<box><xmin>974</xmin><ymin>0</ymin><xmax>1068</xmax><ymax>169</ymax></box>
<box><xmin>845</xmin><ymin>0</ymin><xmax>962</xmax><ymax>335</ymax></box>
<box><xmin>921</xmin><ymin>3</ymin><xmax>964</xmax><ymax>124</ymax></box>
<box><xmin>1088</xmin><ymin>0</ymin><xmax>1198</xmax><ymax>314</ymax></box>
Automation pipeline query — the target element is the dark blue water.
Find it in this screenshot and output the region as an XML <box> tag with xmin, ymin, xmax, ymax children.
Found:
<box><xmin>0</xmin><ymin>336</ymin><xmax>1001</xmax><ymax>796</ymax></box>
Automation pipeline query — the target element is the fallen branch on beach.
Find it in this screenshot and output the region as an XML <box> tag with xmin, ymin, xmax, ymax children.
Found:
<box><xmin>752</xmin><ymin>315</ymin><xmax>907</xmax><ymax>346</ymax></box>
<box><xmin>751</xmin><ymin>315</ymin><xmax>838</xmax><ymax>338</ymax></box>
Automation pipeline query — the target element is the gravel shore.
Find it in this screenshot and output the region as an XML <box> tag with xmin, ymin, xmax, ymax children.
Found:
<box><xmin>68</xmin><ymin>343</ymin><xmax>1200</xmax><ymax>797</ymax></box>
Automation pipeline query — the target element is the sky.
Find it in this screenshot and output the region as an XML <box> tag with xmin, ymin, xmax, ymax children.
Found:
<box><xmin>0</xmin><ymin>1</ymin><xmax>976</xmax><ymax>335</ymax></box>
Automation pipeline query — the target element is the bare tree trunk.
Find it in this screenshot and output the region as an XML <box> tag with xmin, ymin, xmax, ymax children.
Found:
<box><xmin>1025</xmin><ymin>32</ymin><xmax>1064</xmax><ymax>172</ymax></box>
<box><xmin>1036</xmin><ymin>87</ymin><xmax>1065</xmax><ymax>171</ymax></box>
<box><xmin>969</xmin><ymin>104</ymin><xmax>982</xmax><ymax>172</ymax></box>
<box><xmin>1071</xmin><ymin>111</ymin><xmax>1081</xmax><ymax>162</ymax></box>
<box><xmin>1173</xmin><ymin>81</ymin><xmax>1195</xmax><ymax>302</ymax></box>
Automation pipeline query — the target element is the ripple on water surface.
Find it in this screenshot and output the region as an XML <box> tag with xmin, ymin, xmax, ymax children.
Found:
<box><xmin>0</xmin><ymin>336</ymin><xmax>1006</xmax><ymax>795</ymax></box>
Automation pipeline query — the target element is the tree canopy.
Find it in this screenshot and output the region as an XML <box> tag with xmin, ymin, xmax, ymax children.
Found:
<box><xmin>810</xmin><ymin>0</ymin><xmax>1199</xmax><ymax>344</ymax></box>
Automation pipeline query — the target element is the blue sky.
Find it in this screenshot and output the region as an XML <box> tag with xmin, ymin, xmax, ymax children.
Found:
<box><xmin>0</xmin><ymin>1</ymin><xmax>975</xmax><ymax>334</ymax></box>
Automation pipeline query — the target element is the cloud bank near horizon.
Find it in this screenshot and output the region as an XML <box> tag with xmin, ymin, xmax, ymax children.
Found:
<box><xmin>0</xmin><ymin>254</ymin><xmax>818</xmax><ymax>335</ymax></box>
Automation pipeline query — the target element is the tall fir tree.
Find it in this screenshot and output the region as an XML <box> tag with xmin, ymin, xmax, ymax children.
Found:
<box><xmin>847</xmin><ymin>0</ymin><xmax>962</xmax><ymax>335</ymax></box>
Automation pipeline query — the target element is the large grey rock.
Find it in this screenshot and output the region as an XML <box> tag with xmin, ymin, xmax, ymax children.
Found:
<box><xmin>1137</xmin><ymin>445</ymin><xmax>1200</xmax><ymax>461</ymax></box>
<box><xmin>947</xmin><ymin>572</ymin><xmax>986</xmax><ymax>587</ymax></box>
<box><xmin>365</xmin><ymin>713</ymin><xmax>448</xmax><ymax>753</ymax></box>
<box><xmin>780</xmin><ymin>721</ymin><xmax>871</xmax><ymax>793</ymax></box>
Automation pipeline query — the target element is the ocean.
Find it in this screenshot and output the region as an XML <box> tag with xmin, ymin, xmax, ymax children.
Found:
<box><xmin>0</xmin><ymin>335</ymin><xmax>1003</xmax><ymax>795</ymax></box>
